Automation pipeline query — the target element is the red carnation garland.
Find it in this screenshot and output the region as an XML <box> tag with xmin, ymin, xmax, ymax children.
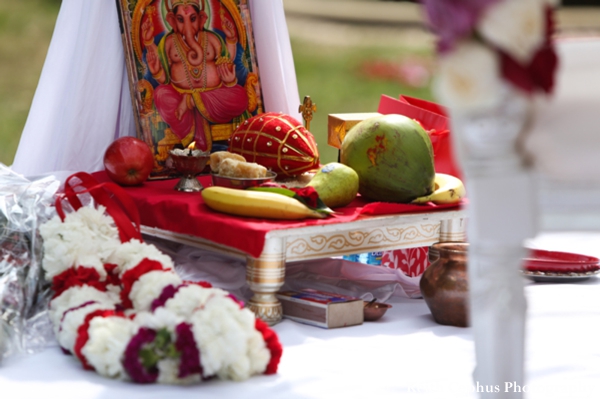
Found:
<box><xmin>184</xmin><ymin>280</ymin><xmax>213</xmax><ymax>288</ymax></box>
<box><xmin>42</xmin><ymin>171</ymin><xmax>283</xmax><ymax>383</ymax></box>
<box><xmin>255</xmin><ymin>319</ymin><xmax>283</xmax><ymax>375</ymax></box>
<box><xmin>52</xmin><ymin>266</ymin><xmax>107</xmax><ymax>299</ymax></box>
<box><xmin>58</xmin><ymin>300</ymin><xmax>97</xmax><ymax>334</ymax></box>
<box><xmin>104</xmin><ymin>263</ymin><xmax>122</xmax><ymax>286</ymax></box>
<box><xmin>119</xmin><ymin>258</ymin><xmax>167</xmax><ymax>309</ymax></box>
<box><xmin>74</xmin><ymin>309</ymin><xmax>126</xmax><ymax>370</ymax></box>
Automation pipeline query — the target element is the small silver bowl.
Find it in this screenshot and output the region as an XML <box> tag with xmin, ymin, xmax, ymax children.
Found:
<box><xmin>211</xmin><ymin>170</ymin><xmax>277</xmax><ymax>189</ymax></box>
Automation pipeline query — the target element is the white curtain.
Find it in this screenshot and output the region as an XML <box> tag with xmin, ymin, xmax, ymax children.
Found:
<box><xmin>11</xmin><ymin>0</ymin><xmax>301</xmax><ymax>178</ymax></box>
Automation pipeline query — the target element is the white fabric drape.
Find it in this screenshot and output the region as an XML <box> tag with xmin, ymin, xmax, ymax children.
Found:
<box><xmin>11</xmin><ymin>0</ymin><xmax>133</xmax><ymax>177</ymax></box>
<box><xmin>249</xmin><ymin>0</ymin><xmax>302</xmax><ymax>119</ymax></box>
<box><xmin>11</xmin><ymin>0</ymin><xmax>301</xmax><ymax>178</ymax></box>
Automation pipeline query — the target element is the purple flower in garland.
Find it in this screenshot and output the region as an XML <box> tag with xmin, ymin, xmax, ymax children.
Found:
<box><xmin>123</xmin><ymin>327</ymin><xmax>159</xmax><ymax>383</ymax></box>
<box><xmin>175</xmin><ymin>323</ymin><xmax>203</xmax><ymax>379</ymax></box>
<box><xmin>150</xmin><ymin>284</ymin><xmax>180</xmax><ymax>312</ymax></box>
<box><xmin>420</xmin><ymin>0</ymin><xmax>502</xmax><ymax>52</ymax></box>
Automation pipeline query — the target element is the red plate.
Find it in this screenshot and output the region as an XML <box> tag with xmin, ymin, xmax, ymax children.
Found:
<box><xmin>524</xmin><ymin>248</ymin><xmax>600</xmax><ymax>273</ymax></box>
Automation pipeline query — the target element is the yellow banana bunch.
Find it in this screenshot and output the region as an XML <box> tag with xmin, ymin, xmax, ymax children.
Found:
<box><xmin>202</xmin><ymin>186</ymin><xmax>327</xmax><ymax>219</ymax></box>
<box><xmin>412</xmin><ymin>173</ymin><xmax>466</xmax><ymax>205</ymax></box>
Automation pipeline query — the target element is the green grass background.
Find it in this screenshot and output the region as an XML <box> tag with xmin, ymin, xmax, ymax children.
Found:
<box><xmin>0</xmin><ymin>0</ymin><xmax>60</xmax><ymax>166</ymax></box>
<box><xmin>0</xmin><ymin>1</ymin><xmax>433</xmax><ymax>166</ymax></box>
<box><xmin>292</xmin><ymin>38</ymin><xmax>433</xmax><ymax>164</ymax></box>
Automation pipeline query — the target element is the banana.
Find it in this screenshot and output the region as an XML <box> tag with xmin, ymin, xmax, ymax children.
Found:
<box><xmin>202</xmin><ymin>186</ymin><xmax>327</xmax><ymax>219</ymax></box>
<box><xmin>412</xmin><ymin>173</ymin><xmax>466</xmax><ymax>205</ymax></box>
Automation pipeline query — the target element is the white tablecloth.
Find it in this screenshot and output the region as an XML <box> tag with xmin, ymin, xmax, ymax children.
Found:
<box><xmin>2</xmin><ymin>232</ymin><xmax>600</xmax><ymax>399</ymax></box>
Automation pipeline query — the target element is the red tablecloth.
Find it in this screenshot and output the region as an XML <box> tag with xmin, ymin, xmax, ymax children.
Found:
<box><xmin>92</xmin><ymin>172</ymin><xmax>463</xmax><ymax>258</ymax></box>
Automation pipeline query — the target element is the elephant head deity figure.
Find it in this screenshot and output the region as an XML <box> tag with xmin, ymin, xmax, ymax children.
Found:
<box><xmin>165</xmin><ymin>0</ymin><xmax>208</xmax><ymax>67</ymax></box>
<box><xmin>141</xmin><ymin>0</ymin><xmax>249</xmax><ymax>152</ymax></box>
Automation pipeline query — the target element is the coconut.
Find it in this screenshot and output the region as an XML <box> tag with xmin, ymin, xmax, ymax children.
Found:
<box><xmin>340</xmin><ymin>114</ymin><xmax>435</xmax><ymax>203</ymax></box>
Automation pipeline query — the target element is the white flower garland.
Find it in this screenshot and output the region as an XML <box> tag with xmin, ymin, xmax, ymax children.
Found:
<box><xmin>49</xmin><ymin>285</ymin><xmax>117</xmax><ymax>330</ymax></box>
<box><xmin>162</xmin><ymin>284</ymin><xmax>216</xmax><ymax>317</ymax></box>
<box><xmin>129</xmin><ymin>271</ymin><xmax>182</xmax><ymax>311</ymax></box>
<box><xmin>82</xmin><ymin>316</ymin><xmax>136</xmax><ymax>379</ymax></box>
<box><xmin>40</xmin><ymin>203</ymin><xmax>281</xmax><ymax>384</ymax></box>
<box><xmin>40</xmin><ymin>205</ymin><xmax>120</xmax><ymax>279</ymax></box>
<box><xmin>56</xmin><ymin>301</ymin><xmax>116</xmax><ymax>353</ymax></box>
<box><xmin>109</xmin><ymin>239</ymin><xmax>174</xmax><ymax>275</ymax></box>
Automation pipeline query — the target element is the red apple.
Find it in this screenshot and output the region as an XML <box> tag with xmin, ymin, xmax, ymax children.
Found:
<box><xmin>103</xmin><ymin>137</ymin><xmax>154</xmax><ymax>186</ymax></box>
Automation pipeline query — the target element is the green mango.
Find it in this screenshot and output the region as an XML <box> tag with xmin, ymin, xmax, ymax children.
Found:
<box><xmin>307</xmin><ymin>162</ymin><xmax>359</xmax><ymax>208</ymax></box>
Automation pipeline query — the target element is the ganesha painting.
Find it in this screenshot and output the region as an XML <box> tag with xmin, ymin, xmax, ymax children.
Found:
<box><xmin>117</xmin><ymin>0</ymin><xmax>263</xmax><ymax>177</ymax></box>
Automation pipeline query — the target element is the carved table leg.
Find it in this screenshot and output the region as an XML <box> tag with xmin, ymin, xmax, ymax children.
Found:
<box><xmin>439</xmin><ymin>216</ymin><xmax>467</xmax><ymax>242</ymax></box>
<box><xmin>245</xmin><ymin>239</ymin><xmax>286</xmax><ymax>326</ymax></box>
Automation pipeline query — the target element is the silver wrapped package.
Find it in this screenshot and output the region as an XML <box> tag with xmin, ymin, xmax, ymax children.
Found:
<box><xmin>1</xmin><ymin>164</ymin><xmax>60</xmax><ymax>361</ymax></box>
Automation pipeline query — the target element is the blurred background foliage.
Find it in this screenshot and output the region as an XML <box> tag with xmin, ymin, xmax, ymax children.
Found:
<box><xmin>0</xmin><ymin>0</ymin><xmax>60</xmax><ymax>166</ymax></box>
<box><xmin>0</xmin><ymin>0</ymin><xmax>435</xmax><ymax>166</ymax></box>
<box><xmin>292</xmin><ymin>40</ymin><xmax>434</xmax><ymax>164</ymax></box>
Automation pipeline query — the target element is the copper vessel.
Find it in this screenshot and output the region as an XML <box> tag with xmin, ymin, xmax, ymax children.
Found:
<box><xmin>363</xmin><ymin>301</ymin><xmax>392</xmax><ymax>322</ymax></box>
<box><xmin>420</xmin><ymin>242</ymin><xmax>469</xmax><ymax>327</ymax></box>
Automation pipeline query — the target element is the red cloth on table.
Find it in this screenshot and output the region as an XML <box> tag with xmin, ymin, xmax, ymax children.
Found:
<box><xmin>92</xmin><ymin>171</ymin><xmax>464</xmax><ymax>258</ymax></box>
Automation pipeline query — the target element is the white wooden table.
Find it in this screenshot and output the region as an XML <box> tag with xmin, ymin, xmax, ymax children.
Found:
<box><xmin>142</xmin><ymin>208</ymin><xmax>466</xmax><ymax>325</ymax></box>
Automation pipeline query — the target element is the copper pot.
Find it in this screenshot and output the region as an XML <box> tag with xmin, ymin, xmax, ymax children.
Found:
<box><xmin>420</xmin><ymin>242</ymin><xmax>469</xmax><ymax>327</ymax></box>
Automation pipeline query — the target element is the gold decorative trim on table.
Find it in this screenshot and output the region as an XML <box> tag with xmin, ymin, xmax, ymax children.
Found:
<box><xmin>286</xmin><ymin>223</ymin><xmax>441</xmax><ymax>259</ymax></box>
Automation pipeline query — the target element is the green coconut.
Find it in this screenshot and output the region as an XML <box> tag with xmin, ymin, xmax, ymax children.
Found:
<box><xmin>340</xmin><ymin>114</ymin><xmax>435</xmax><ymax>203</ymax></box>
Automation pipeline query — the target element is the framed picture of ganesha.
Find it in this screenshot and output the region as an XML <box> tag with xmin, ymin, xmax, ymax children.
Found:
<box><xmin>116</xmin><ymin>0</ymin><xmax>264</xmax><ymax>178</ymax></box>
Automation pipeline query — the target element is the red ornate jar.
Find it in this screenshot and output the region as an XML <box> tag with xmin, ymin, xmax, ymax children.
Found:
<box><xmin>228</xmin><ymin>112</ymin><xmax>319</xmax><ymax>177</ymax></box>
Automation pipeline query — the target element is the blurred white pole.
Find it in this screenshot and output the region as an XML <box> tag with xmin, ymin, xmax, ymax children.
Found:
<box><xmin>449</xmin><ymin>84</ymin><xmax>536</xmax><ymax>398</ymax></box>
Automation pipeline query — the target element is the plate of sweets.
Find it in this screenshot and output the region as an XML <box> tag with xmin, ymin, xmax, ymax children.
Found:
<box><xmin>210</xmin><ymin>151</ymin><xmax>277</xmax><ymax>189</ymax></box>
<box><xmin>523</xmin><ymin>248</ymin><xmax>600</xmax><ymax>282</ymax></box>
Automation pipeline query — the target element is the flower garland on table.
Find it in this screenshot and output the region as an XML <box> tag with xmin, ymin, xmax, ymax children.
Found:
<box><xmin>39</xmin><ymin>174</ymin><xmax>282</xmax><ymax>384</ymax></box>
<box><xmin>421</xmin><ymin>0</ymin><xmax>559</xmax><ymax>113</ymax></box>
